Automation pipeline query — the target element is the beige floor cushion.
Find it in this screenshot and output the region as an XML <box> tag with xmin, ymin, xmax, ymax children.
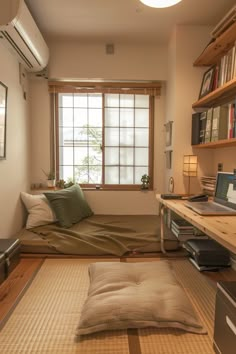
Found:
<box><xmin>76</xmin><ymin>261</ymin><xmax>206</xmax><ymax>336</ymax></box>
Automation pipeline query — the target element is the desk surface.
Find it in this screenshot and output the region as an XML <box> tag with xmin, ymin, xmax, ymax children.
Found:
<box><xmin>156</xmin><ymin>194</ymin><xmax>236</xmax><ymax>254</ymax></box>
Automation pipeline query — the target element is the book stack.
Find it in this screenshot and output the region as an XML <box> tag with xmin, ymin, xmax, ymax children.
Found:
<box><xmin>171</xmin><ymin>219</ymin><xmax>196</xmax><ymax>242</ymax></box>
<box><xmin>217</xmin><ymin>42</ymin><xmax>236</xmax><ymax>87</ymax></box>
<box><xmin>200</xmin><ymin>176</ymin><xmax>216</xmax><ymax>196</ymax></box>
<box><xmin>171</xmin><ymin>219</ymin><xmax>207</xmax><ymax>242</ymax></box>
<box><xmin>211</xmin><ymin>40</ymin><xmax>236</xmax><ymax>89</ymax></box>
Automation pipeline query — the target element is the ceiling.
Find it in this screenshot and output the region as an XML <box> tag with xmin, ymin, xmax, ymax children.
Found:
<box><xmin>25</xmin><ymin>0</ymin><xmax>236</xmax><ymax>44</ymax></box>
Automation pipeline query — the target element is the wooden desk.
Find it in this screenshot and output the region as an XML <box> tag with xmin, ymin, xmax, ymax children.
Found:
<box><xmin>156</xmin><ymin>194</ymin><xmax>236</xmax><ymax>254</ymax></box>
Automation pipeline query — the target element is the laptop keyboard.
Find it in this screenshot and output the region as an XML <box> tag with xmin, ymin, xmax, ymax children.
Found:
<box><xmin>196</xmin><ymin>202</ymin><xmax>231</xmax><ymax>211</ymax></box>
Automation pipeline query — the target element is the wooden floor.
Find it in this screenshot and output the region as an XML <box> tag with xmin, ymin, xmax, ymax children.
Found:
<box><xmin>0</xmin><ymin>255</ymin><xmax>236</xmax><ymax>330</ymax></box>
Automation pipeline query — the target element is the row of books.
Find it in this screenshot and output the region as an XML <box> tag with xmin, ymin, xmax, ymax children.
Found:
<box><xmin>198</xmin><ymin>102</ymin><xmax>236</xmax><ymax>143</ymax></box>
<box><xmin>213</xmin><ymin>40</ymin><xmax>236</xmax><ymax>89</ymax></box>
<box><xmin>200</xmin><ymin>176</ymin><xmax>216</xmax><ymax>196</ymax></box>
<box><xmin>171</xmin><ymin>219</ymin><xmax>207</xmax><ymax>242</ymax></box>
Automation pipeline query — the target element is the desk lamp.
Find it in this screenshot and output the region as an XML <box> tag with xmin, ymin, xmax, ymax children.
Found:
<box><xmin>183</xmin><ymin>155</ymin><xmax>198</xmax><ymax>195</ymax></box>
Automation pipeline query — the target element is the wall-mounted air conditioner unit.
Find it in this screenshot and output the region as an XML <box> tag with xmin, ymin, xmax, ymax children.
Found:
<box><xmin>0</xmin><ymin>0</ymin><xmax>49</xmax><ymax>72</ymax></box>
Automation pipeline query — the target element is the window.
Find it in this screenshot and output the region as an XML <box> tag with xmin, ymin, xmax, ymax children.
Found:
<box><xmin>49</xmin><ymin>80</ymin><xmax>161</xmax><ymax>190</ymax></box>
<box><xmin>56</xmin><ymin>92</ymin><xmax>154</xmax><ymax>190</ymax></box>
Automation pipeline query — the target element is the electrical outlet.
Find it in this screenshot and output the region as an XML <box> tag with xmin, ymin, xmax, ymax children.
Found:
<box><xmin>218</xmin><ymin>163</ymin><xmax>223</xmax><ymax>171</ymax></box>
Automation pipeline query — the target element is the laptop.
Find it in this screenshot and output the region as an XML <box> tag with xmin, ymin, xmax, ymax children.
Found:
<box><xmin>184</xmin><ymin>172</ymin><xmax>236</xmax><ymax>215</ymax></box>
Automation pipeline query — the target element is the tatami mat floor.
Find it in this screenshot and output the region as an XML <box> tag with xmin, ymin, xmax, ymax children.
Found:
<box><xmin>0</xmin><ymin>256</ymin><xmax>233</xmax><ymax>353</ymax></box>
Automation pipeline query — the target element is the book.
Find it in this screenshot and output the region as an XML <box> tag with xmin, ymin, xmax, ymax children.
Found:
<box><xmin>211</xmin><ymin>105</ymin><xmax>228</xmax><ymax>141</ymax></box>
<box><xmin>171</xmin><ymin>225</ymin><xmax>194</xmax><ymax>234</ymax></box>
<box><xmin>199</xmin><ymin>111</ymin><xmax>207</xmax><ymax>144</ymax></box>
<box><xmin>171</xmin><ymin>219</ymin><xmax>193</xmax><ymax>230</ymax></box>
<box><xmin>227</xmin><ymin>103</ymin><xmax>234</xmax><ymax>138</ymax></box>
<box><xmin>204</xmin><ymin>108</ymin><xmax>213</xmax><ymax>143</ymax></box>
<box><xmin>232</xmin><ymin>101</ymin><xmax>236</xmax><ymax>138</ymax></box>
<box><xmin>171</xmin><ymin>228</ymin><xmax>195</xmax><ymax>241</ymax></box>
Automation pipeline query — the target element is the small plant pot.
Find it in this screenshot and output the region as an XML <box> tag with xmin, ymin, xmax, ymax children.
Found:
<box><xmin>46</xmin><ymin>179</ymin><xmax>56</xmax><ymax>188</ymax></box>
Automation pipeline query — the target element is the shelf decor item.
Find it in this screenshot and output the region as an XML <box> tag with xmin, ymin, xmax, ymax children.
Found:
<box><xmin>42</xmin><ymin>168</ymin><xmax>56</xmax><ymax>187</ymax></box>
<box><xmin>141</xmin><ymin>174</ymin><xmax>150</xmax><ymax>189</ymax></box>
<box><xmin>0</xmin><ymin>81</ymin><xmax>8</xmax><ymax>160</ymax></box>
<box><xmin>164</xmin><ymin>121</ymin><xmax>173</xmax><ymax>146</ymax></box>
<box><xmin>199</xmin><ymin>67</ymin><xmax>215</xmax><ymax>99</ymax></box>
<box><xmin>183</xmin><ymin>155</ymin><xmax>198</xmax><ymax>195</ymax></box>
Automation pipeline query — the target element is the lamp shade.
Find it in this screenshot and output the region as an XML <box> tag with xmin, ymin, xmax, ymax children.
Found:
<box><xmin>183</xmin><ymin>155</ymin><xmax>198</xmax><ymax>177</ymax></box>
<box><xmin>139</xmin><ymin>0</ymin><xmax>182</xmax><ymax>8</ymax></box>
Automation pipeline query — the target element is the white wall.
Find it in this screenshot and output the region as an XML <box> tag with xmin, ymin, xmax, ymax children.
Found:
<box><xmin>0</xmin><ymin>43</ymin><xmax>31</xmax><ymax>237</ymax></box>
<box><xmin>30</xmin><ymin>41</ymin><xmax>168</xmax><ymax>214</ymax></box>
<box><xmin>29</xmin><ymin>79</ymin><xmax>51</xmax><ymax>185</ymax></box>
<box><xmin>164</xmin><ymin>25</ymin><xmax>215</xmax><ymax>194</ymax></box>
<box><xmin>48</xmin><ymin>41</ymin><xmax>168</xmax><ymax>81</ymax></box>
<box><xmin>212</xmin><ymin>147</ymin><xmax>236</xmax><ymax>173</ymax></box>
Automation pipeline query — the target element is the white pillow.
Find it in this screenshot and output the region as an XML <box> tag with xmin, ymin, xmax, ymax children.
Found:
<box><xmin>21</xmin><ymin>192</ymin><xmax>57</xmax><ymax>229</ymax></box>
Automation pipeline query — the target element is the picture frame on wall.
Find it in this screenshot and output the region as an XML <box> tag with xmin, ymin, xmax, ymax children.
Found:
<box><xmin>164</xmin><ymin>121</ymin><xmax>173</xmax><ymax>147</ymax></box>
<box><xmin>199</xmin><ymin>66</ymin><xmax>215</xmax><ymax>99</ymax></box>
<box><xmin>165</xmin><ymin>150</ymin><xmax>172</xmax><ymax>169</ymax></box>
<box><xmin>0</xmin><ymin>81</ymin><xmax>8</xmax><ymax>159</ymax></box>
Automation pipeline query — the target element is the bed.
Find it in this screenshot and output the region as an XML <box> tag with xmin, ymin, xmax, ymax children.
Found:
<box><xmin>18</xmin><ymin>185</ymin><xmax>179</xmax><ymax>256</ymax></box>
<box><xmin>18</xmin><ymin>214</ymin><xmax>179</xmax><ymax>255</ymax></box>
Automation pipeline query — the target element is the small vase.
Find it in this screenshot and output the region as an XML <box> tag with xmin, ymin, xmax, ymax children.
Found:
<box><xmin>46</xmin><ymin>179</ymin><xmax>56</xmax><ymax>188</ymax></box>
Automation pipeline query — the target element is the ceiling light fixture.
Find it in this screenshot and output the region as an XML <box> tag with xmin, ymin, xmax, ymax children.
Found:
<box><xmin>139</xmin><ymin>0</ymin><xmax>182</xmax><ymax>8</ymax></box>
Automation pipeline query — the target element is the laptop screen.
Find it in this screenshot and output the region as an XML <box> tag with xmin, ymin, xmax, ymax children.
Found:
<box><xmin>214</xmin><ymin>172</ymin><xmax>236</xmax><ymax>209</ymax></box>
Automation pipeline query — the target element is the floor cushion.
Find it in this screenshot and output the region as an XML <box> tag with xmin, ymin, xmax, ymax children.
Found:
<box><xmin>76</xmin><ymin>261</ymin><xmax>206</xmax><ymax>335</ymax></box>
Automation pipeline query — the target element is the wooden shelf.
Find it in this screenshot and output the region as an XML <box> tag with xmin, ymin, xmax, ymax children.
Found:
<box><xmin>192</xmin><ymin>138</ymin><xmax>236</xmax><ymax>149</ymax></box>
<box><xmin>194</xmin><ymin>22</ymin><xmax>236</xmax><ymax>67</ymax></box>
<box><xmin>192</xmin><ymin>78</ymin><xmax>236</xmax><ymax>109</ymax></box>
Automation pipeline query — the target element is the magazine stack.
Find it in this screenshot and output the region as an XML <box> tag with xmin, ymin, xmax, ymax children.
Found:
<box><xmin>171</xmin><ymin>219</ymin><xmax>207</xmax><ymax>243</ymax></box>
<box><xmin>200</xmin><ymin>176</ymin><xmax>216</xmax><ymax>196</ymax></box>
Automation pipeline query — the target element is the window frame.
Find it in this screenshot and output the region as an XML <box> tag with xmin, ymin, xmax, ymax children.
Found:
<box><xmin>54</xmin><ymin>92</ymin><xmax>154</xmax><ymax>191</ymax></box>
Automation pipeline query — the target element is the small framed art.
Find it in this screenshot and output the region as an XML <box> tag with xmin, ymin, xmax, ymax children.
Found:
<box><xmin>199</xmin><ymin>67</ymin><xmax>215</xmax><ymax>99</ymax></box>
<box><xmin>0</xmin><ymin>81</ymin><xmax>8</xmax><ymax>159</ymax></box>
<box><xmin>164</xmin><ymin>121</ymin><xmax>173</xmax><ymax>147</ymax></box>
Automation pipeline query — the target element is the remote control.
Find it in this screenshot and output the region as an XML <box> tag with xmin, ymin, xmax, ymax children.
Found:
<box><xmin>160</xmin><ymin>194</ymin><xmax>183</xmax><ymax>200</ymax></box>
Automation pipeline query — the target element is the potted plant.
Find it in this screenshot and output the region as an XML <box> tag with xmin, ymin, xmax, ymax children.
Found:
<box><xmin>42</xmin><ymin>169</ymin><xmax>56</xmax><ymax>188</ymax></box>
<box><xmin>141</xmin><ymin>174</ymin><xmax>150</xmax><ymax>190</ymax></box>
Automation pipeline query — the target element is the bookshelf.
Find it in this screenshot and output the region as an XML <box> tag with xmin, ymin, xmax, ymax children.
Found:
<box><xmin>192</xmin><ymin>20</ymin><xmax>236</xmax><ymax>149</ymax></box>
<box><xmin>192</xmin><ymin>78</ymin><xmax>236</xmax><ymax>109</ymax></box>
<box><xmin>192</xmin><ymin>138</ymin><xmax>236</xmax><ymax>149</ymax></box>
<box><xmin>193</xmin><ymin>22</ymin><xmax>236</xmax><ymax>67</ymax></box>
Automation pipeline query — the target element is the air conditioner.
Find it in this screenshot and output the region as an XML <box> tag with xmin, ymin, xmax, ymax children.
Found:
<box><xmin>0</xmin><ymin>0</ymin><xmax>49</xmax><ymax>72</ymax></box>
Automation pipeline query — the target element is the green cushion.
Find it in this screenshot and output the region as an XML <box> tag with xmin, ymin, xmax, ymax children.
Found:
<box><xmin>44</xmin><ymin>184</ymin><xmax>93</xmax><ymax>228</ymax></box>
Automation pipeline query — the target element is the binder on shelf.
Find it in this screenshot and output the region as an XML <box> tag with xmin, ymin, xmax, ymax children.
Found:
<box><xmin>204</xmin><ymin>108</ymin><xmax>213</xmax><ymax>143</ymax></box>
<box><xmin>199</xmin><ymin>112</ymin><xmax>207</xmax><ymax>144</ymax></box>
<box><xmin>211</xmin><ymin>106</ymin><xmax>228</xmax><ymax>141</ymax></box>
<box><xmin>191</xmin><ymin>111</ymin><xmax>207</xmax><ymax>145</ymax></box>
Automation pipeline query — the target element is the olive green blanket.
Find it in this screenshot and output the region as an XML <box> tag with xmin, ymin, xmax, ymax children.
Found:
<box><xmin>20</xmin><ymin>215</ymin><xmax>179</xmax><ymax>256</ymax></box>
